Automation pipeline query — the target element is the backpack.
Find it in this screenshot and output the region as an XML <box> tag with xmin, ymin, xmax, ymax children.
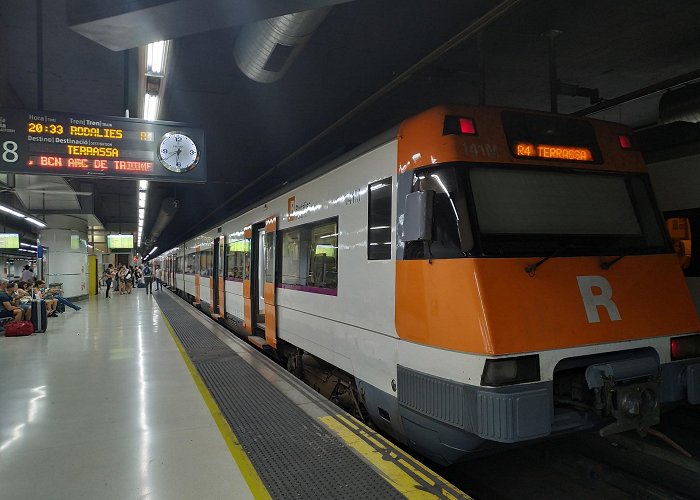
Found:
<box><xmin>143</xmin><ymin>266</ymin><xmax>152</xmax><ymax>276</ymax></box>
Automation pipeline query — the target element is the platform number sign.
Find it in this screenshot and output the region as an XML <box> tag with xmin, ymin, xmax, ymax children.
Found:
<box><xmin>3</xmin><ymin>141</ymin><xmax>18</xmax><ymax>163</ymax></box>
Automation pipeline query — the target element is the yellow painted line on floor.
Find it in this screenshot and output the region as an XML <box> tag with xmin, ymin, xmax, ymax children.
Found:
<box><xmin>159</xmin><ymin>311</ymin><xmax>271</xmax><ymax>500</ymax></box>
<box><xmin>320</xmin><ymin>414</ymin><xmax>471</xmax><ymax>500</ymax></box>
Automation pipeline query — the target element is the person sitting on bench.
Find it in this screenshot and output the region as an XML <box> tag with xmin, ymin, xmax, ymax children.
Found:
<box><xmin>0</xmin><ymin>281</ymin><xmax>24</xmax><ymax>322</ymax></box>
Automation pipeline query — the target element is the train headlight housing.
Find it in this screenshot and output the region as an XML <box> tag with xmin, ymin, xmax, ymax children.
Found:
<box><xmin>481</xmin><ymin>355</ymin><xmax>540</xmax><ymax>387</ymax></box>
<box><xmin>671</xmin><ymin>334</ymin><xmax>700</xmax><ymax>361</ymax></box>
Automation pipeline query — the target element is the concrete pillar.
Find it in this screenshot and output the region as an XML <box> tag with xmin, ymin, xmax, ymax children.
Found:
<box><xmin>39</xmin><ymin>215</ymin><xmax>88</xmax><ymax>299</ymax></box>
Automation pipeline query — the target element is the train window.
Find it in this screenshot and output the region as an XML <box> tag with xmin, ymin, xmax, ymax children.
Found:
<box><xmin>185</xmin><ymin>251</ymin><xmax>199</xmax><ymax>274</ymax></box>
<box><xmin>176</xmin><ymin>256</ymin><xmax>183</xmax><ymax>273</ymax></box>
<box><xmin>368</xmin><ymin>178</ymin><xmax>392</xmax><ymax>260</ymax></box>
<box><xmin>199</xmin><ymin>247</ymin><xmax>213</xmax><ymax>277</ymax></box>
<box><xmin>263</xmin><ymin>232</ymin><xmax>275</xmax><ymax>284</ymax></box>
<box><xmin>279</xmin><ymin>217</ymin><xmax>338</xmax><ymax>294</ymax></box>
<box><xmin>470</xmin><ymin>167</ymin><xmax>668</xmax><ymax>256</ymax></box>
<box><xmin>226</xmin><ymin>238</ymin><xmax>248</xmax><ymax>280</ymax></box>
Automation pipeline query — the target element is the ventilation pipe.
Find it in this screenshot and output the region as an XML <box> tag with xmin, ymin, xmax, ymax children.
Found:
<box><xmin>233</xmin><ymin>7</ymin><xmax>331</xmax><ymax>84</ymax></box>
<box><xmin>150</xmin><ymin>197</ymin><xmax>177</xmax><ymax>242</ymax></box>
<box><xmin>659</xmin><ymin>82</ymin><xmax>700</xmax><ymax>123</ymax></box>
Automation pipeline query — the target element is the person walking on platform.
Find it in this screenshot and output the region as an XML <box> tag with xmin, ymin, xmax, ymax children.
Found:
<box><xmin>104</xmin><ymin>264</ymin><xmax>115</xmax><ymax>298</ymax></box>
<box><xmin>20</xmin><ymin>265</ymin><xmax>34</xmax><ymax>286</ymax></box>
<box><xmin>155</xmin><ymin>265</ymin><xmax>163</xmax><ymax>291</ymax></box>
<box><xmin>143</xmin><ymin>263</ymin><xmax>153</xmax><ymax>294</ymax></box>
<box><xmin>0</xmin><ymin>280</ymin><xmax>24</xmax><ymax>322</ymax></box>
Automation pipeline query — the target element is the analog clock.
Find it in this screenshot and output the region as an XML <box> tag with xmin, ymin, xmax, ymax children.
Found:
<box><xmin>157</xmin><ymin>131</ymin><xmax>200</xmax><ymax>173</ymax></box>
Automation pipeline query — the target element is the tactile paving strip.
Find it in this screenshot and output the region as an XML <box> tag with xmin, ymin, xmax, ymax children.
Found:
<box><xmin>156</xmin><ymin>292</ymin><xmax>403</xmax><ymax>500</ymax></box>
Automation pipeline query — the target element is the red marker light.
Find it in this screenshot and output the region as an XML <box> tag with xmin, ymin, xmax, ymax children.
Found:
<box><xmin>443</xmin><ymin>116</ymin><xmax>478</xmax><ymax>136</ymax></box>
<box><xmin>459</xmin><ymin>118</ymin><xmax>476</xmax><ymax>135</ymax></box>
<box><xmin>618</xmin><ymin>134</ymin><xmax>633</xmax><ymax>149</ymax></box>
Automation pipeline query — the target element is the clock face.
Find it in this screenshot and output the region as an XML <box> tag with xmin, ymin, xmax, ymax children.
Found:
<box><xmin>158</xmin><ymin>132</ymin><xmax>200</xmax><ymax>173</ymax></box>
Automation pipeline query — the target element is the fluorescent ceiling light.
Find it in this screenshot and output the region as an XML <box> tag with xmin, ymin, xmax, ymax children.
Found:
<box><xmin>0</xmin><ymin>204</ymin><xmax>26</xmax><ymax>218</ymax></box>
<box><xmin>139</xmin><ymin>180</ymin><xmax>149</xmax><ymax>191</ymax></box>
<box><xmin>20</xmin><ymin>243</ymin><xmax>37</xmax><ymax>249</ymax></box>
<box><xmin>144</xmin><ymin>93</ymin><xmax>159</xmax><ymax>121</ymax></box>
<box><xmin>147</xmin><ymin>40</ymin><xmax>168</xmax><ymax>75</ymax></box>
<box><xmin>25</xmin><ymin>217</ymin><xmax>47</xmax><ymax>228</ymax></box>
<box><xmin>139</xmin><ymin>192</ymin><xmax>147</xmax><ymax>205</ymax></box>
<box><xmin>138</xmin><ymin>208</ymin><xmax>145</xmax><ymax>219</ymax></box>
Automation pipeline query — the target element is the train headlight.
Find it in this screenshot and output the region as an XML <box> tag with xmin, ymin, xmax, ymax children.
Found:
<box><xmin>671</xmin><ymin>334</ymin><xmax>700</xmax><ymax>361</ymax></box>
<box><xmin>481</xmin><ymin>355</ymin><xmax>540</xmax><ymax>387</ymax></box>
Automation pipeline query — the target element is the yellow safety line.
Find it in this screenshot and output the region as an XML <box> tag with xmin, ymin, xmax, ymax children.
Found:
<box><xmin>159</xmin><ymin>311</ymin><xmax>271</xmax><ymax>500</ymax></box>
<box><xmin>319</xmin><ymin>414</ymin><xmax>471</xmax><ymax>499</ymax></box>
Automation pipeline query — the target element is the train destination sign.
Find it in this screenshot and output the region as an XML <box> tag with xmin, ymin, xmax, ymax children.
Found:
<box><xmin>0</xmin><ymin>108</ymin><xmax>206</xmax><ymax>182</ymax></box>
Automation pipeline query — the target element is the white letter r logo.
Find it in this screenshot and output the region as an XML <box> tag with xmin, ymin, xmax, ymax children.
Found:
<box><xmin>576</xmin><ymin>275</ymin><xmax>621</xmax><ymax>323</ymax></box>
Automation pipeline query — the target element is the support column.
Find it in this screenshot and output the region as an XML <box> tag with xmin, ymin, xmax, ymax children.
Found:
<box><xmin>39</xmin><ymin>215</ymin><xmax>88</xmax><ymax>299</ymax></box>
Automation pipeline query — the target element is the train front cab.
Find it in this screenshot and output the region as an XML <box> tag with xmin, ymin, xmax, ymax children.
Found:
<box><xmin>387</xmin><ymin>106</ymin><xmax>700</xmax><ymax>465</ymax></box>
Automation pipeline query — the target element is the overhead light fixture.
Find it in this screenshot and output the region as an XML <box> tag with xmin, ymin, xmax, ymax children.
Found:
<box><xmin>144</xmin><ymin>93</ymin><xmax>159</xmax><ymax>121</ymax></box>
<box><xmin>138</xmin><ymin>208</ymin><xmax>145</xmax><ymax>219</ymax></box>
<box><xmin>24</xmin><ymin>217</ymin><xmax>47</xmax><ymax>228</ymax></box>
<box><xmin>138</xmin><ymin>192</ymin><xmax>147</xmax><ymax>206</ymax></box>
<box><xmin>0</xmin><ymin>204</ymin><xmax>27</xmax><ymax>218</ymax></box>
<box><xmin>139</xmin><ymin>180</ymin><xmax>149</xmax><ymax>191</ymax></box>
<box><xmin>147</xmin><ymin>40</ymin><xmax>169</xmax><ymax>75</ymax></box>
<box><xmin>20</xmin><ymin>242</ymin><xmax>37</xmax><ymax>249</ymax></box>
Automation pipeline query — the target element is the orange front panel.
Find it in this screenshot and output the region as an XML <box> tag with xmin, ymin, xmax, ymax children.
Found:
<box><xmin>218</xmin><ymin>277</ymin><xmax>225</xmax><ymax>316</ymax></box>
<box><xmin>243</xmin><ymin>279</ymin><xmax>252</xmax><ymax>333</ymax></box>
<box><xmin>264</xmin><ymin>281</ymin><xmax>276</xmax><ymax>347</ymax></box>
<box><xmin>396</xmin><ymin>255</ymin><xmax>700</xmax><ymax>355</ymax></box>
<box><xmin>194</xmin><ymin>274</ymin><xmax>200</xmax><ymax>303</ymax></box>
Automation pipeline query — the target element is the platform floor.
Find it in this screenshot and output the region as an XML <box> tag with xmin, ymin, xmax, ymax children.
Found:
<box><xmin>0</xmin><ymin>292</ymin><xmax>253</xmax><ymax>500</ymax></box>
<box><xmin>0</xmin><ymin>288</ymin><xmax>467</xmax><ymax>500</ymax></box>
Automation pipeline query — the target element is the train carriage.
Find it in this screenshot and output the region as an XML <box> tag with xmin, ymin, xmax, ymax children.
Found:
<box><xmin>152</xmin><ymin>105</ymin><xmax>700</xmax><ymax>465</ymax></box>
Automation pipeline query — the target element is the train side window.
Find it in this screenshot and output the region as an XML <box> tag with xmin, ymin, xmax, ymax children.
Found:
<box><xmin>199</xmin><ymin>247</ymin><xmax>213</xmax><ymax>277</ymax></box>
<box><xmin>185</xmin><ymin>251</ymin><xmax>199</xmax><ymax>274</ymax></box>
<box><xmin>368</xmin><ymin>178</ymin><xmax>392</xmax><ymax>260</ymax></box>
<box><xmin>226</xmin><ymin>238</ymin><xmax>248</xmax><ymax>280</ymax></box>
<box><xmin>666</xmin><ymin>216</ymin><xmax>692</xmax><ymax>272</ymax></box>
<box><xmin>280</xmin><ymin>217</ymin><xmax>338</xmax><ymax>293</ymax></box>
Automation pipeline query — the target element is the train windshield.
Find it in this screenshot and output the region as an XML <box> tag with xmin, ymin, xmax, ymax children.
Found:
<box><xmin>469</xmin><ymin>166</ymin><xmax>669</xmax><ymax>256</ymax></box>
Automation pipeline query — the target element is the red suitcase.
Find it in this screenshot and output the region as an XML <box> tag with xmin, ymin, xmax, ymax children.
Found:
<box><xmin>4</xmin><ymin>321</ymin><xmax>34</xmax><ymax>337</ymax></box>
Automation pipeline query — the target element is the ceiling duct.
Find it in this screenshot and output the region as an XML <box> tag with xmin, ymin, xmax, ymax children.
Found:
<box><xmin>150</xmin><ymin>197</ymin><xmax>178</xmax><ymax>242</ymax></box>
<box><xmin>659</xmin><ymin>82</ymin><xmax>700</xmax><ymax>123</ymax></box>
<box><xmin>234</xmin><ymin>7</ymin><xmax>332</xmax><ymax>84</ymax></box>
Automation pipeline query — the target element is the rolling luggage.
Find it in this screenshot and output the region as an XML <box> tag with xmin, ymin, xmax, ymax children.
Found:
<box><xmin>31</xmin><ymin>299</ymin><xmax>47</xmax><ymax>333</ymax></box>
<box><xmin>5</xmin><ymin>321</ymin><xmax>34</xmax><ymax>337</ymax></box>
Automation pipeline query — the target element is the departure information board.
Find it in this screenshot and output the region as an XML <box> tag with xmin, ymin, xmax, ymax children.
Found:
<box><xmin>107</xmin><ymin>234</ymin><xmax>134</xmax><ymax>249</ymax></box>
<box><xmin>0</xmin><ymin>108</ymin><xmax>206</xmax><ymax>182</ymax></box>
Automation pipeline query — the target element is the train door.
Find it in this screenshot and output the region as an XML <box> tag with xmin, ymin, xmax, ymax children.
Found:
<box><xmin>243</xmin><ymin>218</ymin><xmax>278</xmax><ymax>346</ymax></box>
<box><xmin>211</xmin><ymin>236</ymin><xmax>225</xmax><ymax>318</ymax></box>
<box><xmin>211</xmin><ymin>237</ymin><xmax>220</xmax><ymax>316</ymax></box>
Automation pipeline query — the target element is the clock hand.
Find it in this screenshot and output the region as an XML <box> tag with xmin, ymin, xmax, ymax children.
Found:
<box><xmin>163</xmin><ymin>151</ymin><xmax>178</xmax><ymax>161</ymax></box>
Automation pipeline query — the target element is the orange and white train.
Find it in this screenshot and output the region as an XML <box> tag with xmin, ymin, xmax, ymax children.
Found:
<box><xmin>152</xmin><ymin>105</ymin><xmax>700</xmax><ymax>465</ymax></box>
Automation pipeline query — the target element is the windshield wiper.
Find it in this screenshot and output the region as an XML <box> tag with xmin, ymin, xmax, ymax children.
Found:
<box><xmin>524</xmin><ymin>245</ymin><xmax>571</xmax><ymax>277</ymax></box>
<box><xmin>601</xmin><ymin>241</ymin><xmax>627</xmax><ymax>270</ymax></box>
<box><xmin>601</xmin><ymin>254</ymin><xmax>625</xmax><ymax>270</ymax></box>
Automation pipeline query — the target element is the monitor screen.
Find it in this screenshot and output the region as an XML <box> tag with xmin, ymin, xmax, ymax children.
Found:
<box><xmin>107</xmin><ymin>234</ymin><xmax>134</xmax><ymax>249</ymax></box>
<box><xmin>0</xmin><ymin>233</ymin><xmax>20</xmax><ymax>249</ymax></box>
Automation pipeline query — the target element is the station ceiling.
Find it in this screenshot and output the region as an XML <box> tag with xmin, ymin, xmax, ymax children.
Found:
<box><xmin>1</xmin><ymin>0</ymin><xmax>700</xmax><ymax>255</ymax></box>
